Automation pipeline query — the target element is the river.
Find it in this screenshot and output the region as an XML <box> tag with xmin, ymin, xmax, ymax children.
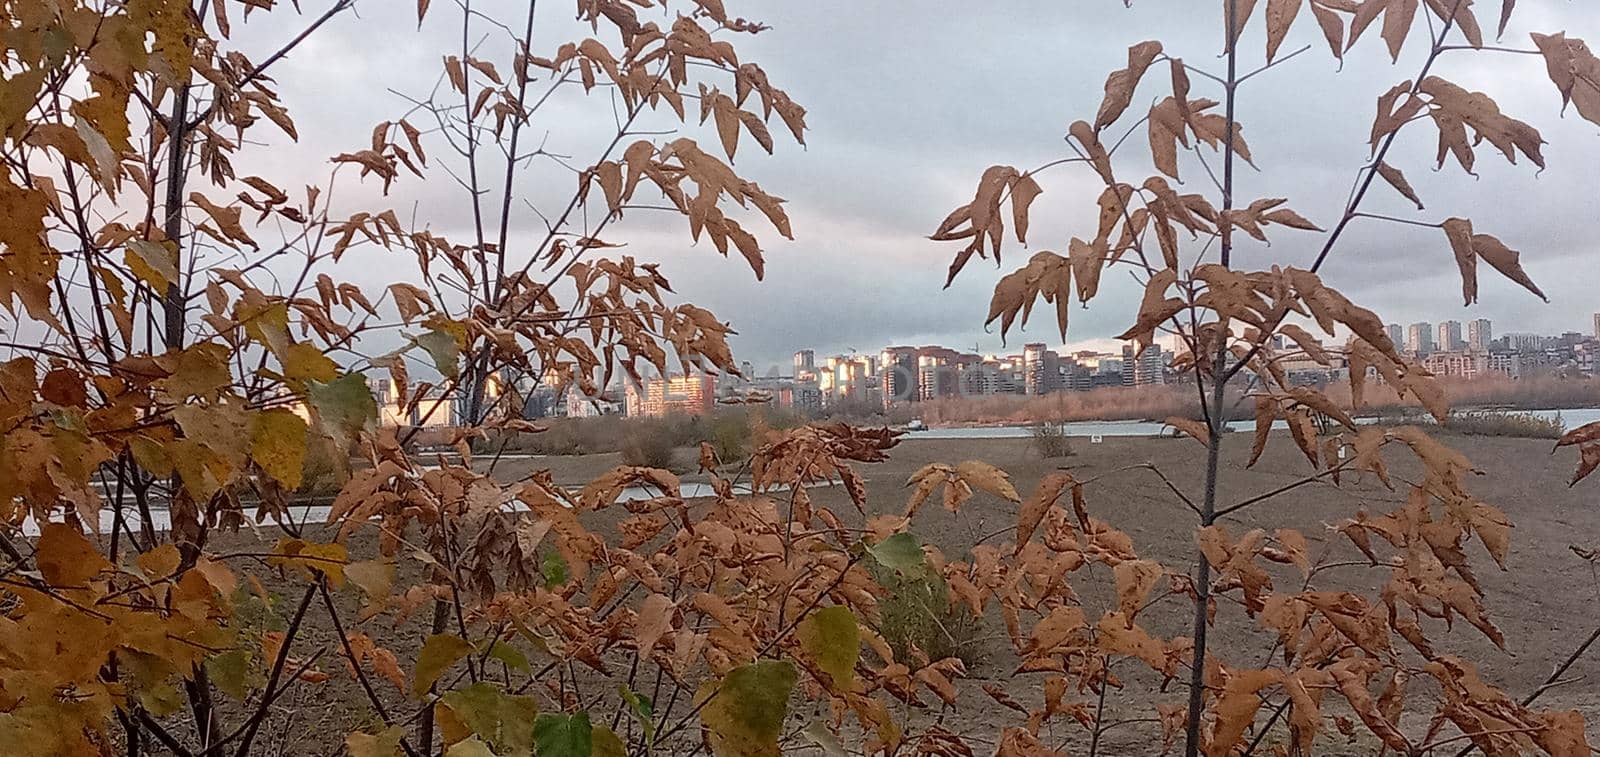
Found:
<box><xmin>911</xmin><ymin>407</ymin><xmax>1600</xmax><ymax>439</ymax></box>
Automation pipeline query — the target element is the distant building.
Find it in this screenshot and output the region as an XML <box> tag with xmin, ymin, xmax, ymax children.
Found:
<box><xmin>1022</xmin><ymin>343</ymin><xmax>1061</xmax><ymax>395</ymax></box>
<box><xmin>793</xmin><ymin>349</ymin><xmax>815</xmax><ymax>380</ymax></box>
<box><xmin>880</xmin><ymin>346</ymin><xmax>919</xmax><ymax>406</ymax></box>
<box><xmin>1594</xmin><ymin>312</ymin><xmax>1600</xmax><ymax>340</ymax></box>
<box><xmin>1407</xmin><ymin>322</ymin><xmax>1434</xmax><ymax>356</ymax></box>
<box><xmin>1122</xmin><ymin>343</ymin><xmax>1166</xmax><ymax>386</ymax></box>
<box><xmin>809</xmin><ymin>353</ymin><xmax>879</xmax><ymax>405</ymax></box>
<box><xmin>1423</xmin><ymin>351</ymin><xmax>1521</xmax><ymax>380</ymax></box>
<box><xmin>625</xmin><ymin>374</ymin><xmax>717</xmax><ymax>417</ymax></box>
<box><xmin>367</xmin><ymin>376</ymin><xmax>454</xmax><ymax>427</ymax></box>
<box><xmin>565</xmin><ymin>387</ymin><xmax>623</xmax><ymax>418</ymax></box>
<box><xmin>1467</xmin><ymin>318</ymin><xmax>1492</xmax><ymax>352</ymax></box>
<box><xmin>1506</xmin><ymin>333</ymin><xmax>1543</xmax><ymax>352</ymax></box>
<box><xmin>1437</xmin><ymin>320</ymin><xmax>1464</xmax><ymax>352</ymax></box>
<box><xmin>1385</xmin><ymin>323</ymin><xmax>1404</xmax><ymax>349</ymax></box>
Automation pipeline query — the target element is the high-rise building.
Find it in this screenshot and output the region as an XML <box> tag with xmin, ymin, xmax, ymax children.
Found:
<box><xmin>1022</xmin><ymin>343</ymin><xmax>1061</xmax><ymax>395</ymax></box>
<box><xmin>792</xmin><ymin>349</ymin><xmax>815</xmax><ymax>379</ymax></box>
<box><xmin>625</xmin><ymin>374</ymin><xmax>717</xmax><ymax>417</ymax></box>
<box><xmin>1122</xmin><ymin>343</ymin><xmax>1166</xmax><ymax>386</ymax></box>
<box><xmin>1467</xmin><ymin>318</ymin><xmax>1492</xmax><ymax>352</ymax></box>
<box><xmin>1385</xmin><ymin>324</ymin><xmax>1404</xmax><ymax>350</ymax></box>
<box><xmin>1407</xmin><ymin>322</ymin><xmax>1434</xmax><ymax>356</ymax></box>
<box><xmin>1593</xmin><ymin>312</ymin><xmax>1599</xmax><ymax>339</ymax></box>
<box><xmin>1506</xmin><ymin>333</ymin><xmax>1543</xmax><ymax>352</ymax></box>
<box><xmin>880</xmin><ymin>346</ymin><xmax>919</xmax><ymax>406</ymax></box>
<box><xmin>1437</xmin><ymin>320</ymin><xmax>1464</xmax><ymax>352</ymax></box>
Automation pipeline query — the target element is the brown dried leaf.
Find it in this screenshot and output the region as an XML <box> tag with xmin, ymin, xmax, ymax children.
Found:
<box><xmin>1018</xmin><ymin>472</ymin><xmax>1075</xmax><ymax>550</ymax></box>
<box><xmin>1266</xmin><ymin>0</ymin><xmax>1303</xmax><ymax>62</ymax></box>
<box><xmin>1557</xmin><ymin>422</ymin><xmax>1600</xmax><ymax>449</ymax></box>
<box><xmin>1117</xmin><ymin>269</ymin><xmax>1183</xmax><ymax>350</ymax></box>
<box><xmin>956</xmin><ymin>460</ymin><xmax>1021</xmax><ymax>504</ymax></box>
<box><xmin>1381</xmin><ymin>0</ymin><xmax>1420</xmax><ymax>61</ymax></box>
<box><xmin>1165</xmin><ymin>417</ymin><xmax>1210</xmax><ymax>446</ymax></box>
<box><xmin>1310</xmin><ymin>1</ymin><xmax>1347</xmax><ymax>61</ymax></box>
<box><xmin>1114</xmin><ymin>559</ymin><xmax>1164</xmax><ymax>621</ymax></box>
<box><xmin>1226</xmin><ymin>0</ymin><xmax>1262</xmax><ymax>52</ymax></box>
<box><xmin>1470</xmin><ymin>231</ymin><xmax>1546</xmax><ymax>301</ymax></box>
<box><xmin>1095</xmin><ymin>41</ymin><xmax>1164</xmax><ymax>130</ymax></box>
<box><xmin>1248</xmin><ymin>396</ymin><xmax>1277</xmax><ymax>467</ymax></box>
<box><xmin>1442</xmin><ymin>217</ymin><xmax>1477</xmax><ymax>305</ymax></box>
<box><xmin>1567</xmin><ymin>443</ymin><xmax>1600</xmax><ymax>487</ymax></box>
<box><xmin>634</xmin><ymin>593</ymin><xmax>675</xmax><ymax>655</ymax></box>
<box><xmin>1375</xmin><ymin>162</ymin><xmax>1424</xmax><ymax>209</ymax></box>
<box><xmin>1011</xmin><ymin>173</ymin><xmax>1043</xmax><ymax>245</ymax></box>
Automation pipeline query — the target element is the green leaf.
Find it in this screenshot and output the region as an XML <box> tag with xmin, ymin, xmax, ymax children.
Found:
<box><xmin>249</xmin><ymin>407</ymin><xmax>307</xmax><ymax>489</ymax></box>
<box><xmin>532</xmin><ymin>711</ymin><xmax>593</xmax><ymax>757</ymax></box>
<box><xmin>346</xmin><ymin>726</ymin><xmax>406</xmax><ymax>757</ymax></box>
<box><xmin>619</xmin><ymin>685</ymin><xmax>655</xmax><ymax>745</ymax></box>
<box><xmin>796</xmin><ymin>606</ymin><xmax>858</xmax><ymax>693</ymax></box>
<box><xmin>413</xmin><ymin>633</ymin><xmax>473</xmax><ymax>697</ymax></box>
<box><xmin>698</xmin><ymin>659</ymin><xmax>797</xmax><ymax>757</ymax></box>
<box><xmin>307</xmin><ymin>372</ymin><xmax>377</xmax><ymax>445</ymax></box>
<box><xmin>483</xmin><ymin>639</ymin><xmax>531</xmax><ymax>674</ymax></box>
<box><xmin>540</xmin><ymin>551</ymin><xmax>568</xmax><ymax>589</ymax></box>
<box><xmin>415</xmin><ymin>328</ymin><xmax>459</xmax><ymax>378</ymax></box>
<box><xmin>868</xmin><ymin>532</ymin><xmax>929</xmax><ymax>579</ymax></box>
<box><xmin>439</xmin><ymin>682</ymin><xmax>539</xmax><ymax>754</ymax></box>
<box><xmin>139</xmin><ymin>679</ymin><xmax>184</xmax><ymax>717</ymax></box>
<box><xmin>206</xmin><ymin>650</ymin><xmax>252</xmax><ymax>700</ymax></box>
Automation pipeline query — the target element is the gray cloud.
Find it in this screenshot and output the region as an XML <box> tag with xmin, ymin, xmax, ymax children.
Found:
<box><xmin>216</xmin><ymin>0</ymin><xmax>1600</xmax><ymax>372</ymax></box>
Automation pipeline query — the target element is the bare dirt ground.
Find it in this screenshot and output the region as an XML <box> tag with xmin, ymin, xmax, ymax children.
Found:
<box><xmin>192</xmin><ymin>431</ymin><xmax>1600</xmax><ymax>755</ymax></box>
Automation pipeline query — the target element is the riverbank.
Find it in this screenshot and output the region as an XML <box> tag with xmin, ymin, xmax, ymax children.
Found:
<box><xmin>169</xmin><ymin>431</ymin><xmax>1600</xmax><ymax>752</ymax></box>
<box><xmin>916</xmin><ymin>406</ymin><xmax>1600</xmax><ymax>438</ymax></box>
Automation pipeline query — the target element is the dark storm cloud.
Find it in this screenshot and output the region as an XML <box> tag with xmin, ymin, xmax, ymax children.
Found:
<box><xmin>227</xmin><ymin>1</ymin><xmax>1600</xmax><ymax>371</ymax></box>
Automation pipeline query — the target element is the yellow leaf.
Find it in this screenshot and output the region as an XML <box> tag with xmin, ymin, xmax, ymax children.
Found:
<box><xmin>697</xmin><ymin>660</ymin><xmax>796</xmax><ymax>757</ymax></box>
<box><xmin>796</xmin><ymin>606</ymin><xmax>858</xmax><ymax>693</ymax></box>
<box><xmin>126</xmin><ymin>239</ymin><xmax>178</xmax><ymax>291</ymax></box>
<box><xmin>413</xmin><ymin>634</ymin><xmax>473</xmax><ymax>697</ymax></box>
<box><xmin>250</xmin><ymin>408</ymin><xmax>307</xmax><ymax>489</ymax></box>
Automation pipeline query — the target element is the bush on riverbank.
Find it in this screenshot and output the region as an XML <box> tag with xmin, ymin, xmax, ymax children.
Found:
<box><xmin>1442</xmin><ymin>410</ymin><xmax>1565</xmax><ymax>440</ymax></box>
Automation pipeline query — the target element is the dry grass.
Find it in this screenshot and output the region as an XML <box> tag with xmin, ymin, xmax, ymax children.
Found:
<box><xmin>913</xmin><ymin>376</ymin><xmax>1600</xmax><ymax>426</ymax></box>
<box><xmin>1442</xmin><ymin>410</ymin><xmax>1566</xmax><ymax>439</ymax></box>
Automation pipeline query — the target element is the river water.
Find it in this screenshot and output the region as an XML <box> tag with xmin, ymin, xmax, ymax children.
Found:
<box><xmin>910</xmin><ymin>407</ymin><xmax>1600</xmax><ymax>439</ymax></box>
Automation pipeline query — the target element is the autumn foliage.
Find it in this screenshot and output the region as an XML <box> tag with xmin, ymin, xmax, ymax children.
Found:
<box><xmin>4</xmin><ymin>1</ymin><xmax>1600</xmax><ymax>756</ymax></box>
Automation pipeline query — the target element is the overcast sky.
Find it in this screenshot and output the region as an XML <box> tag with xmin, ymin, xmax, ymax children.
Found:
<box><xmin>222</xmin><ymin>1</ymin><xmax>1600</xmax><ymax>375</ymax></box>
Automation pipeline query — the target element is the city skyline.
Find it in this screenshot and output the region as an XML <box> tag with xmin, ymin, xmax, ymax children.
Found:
<box><xmin>739</xmin><ymin>312</ymin><xmax>1600</xmax><ymax>380</ymax></box>
<box><xmin>601</xmin><ymin>310</ymin><xmax>1600</xmax><ymax>420</ymax></box>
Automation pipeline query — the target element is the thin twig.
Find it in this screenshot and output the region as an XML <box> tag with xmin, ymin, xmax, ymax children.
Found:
<box><xmin>231</xmin><ymin>583</ymin><xmax>318</xmax><ymax>757</ymax></box>
<box><xmin>1351</xmin><ymin>211</ymin><xmax>1444</xmax><ymax>229</ymax></box>
<box><xmin>319</xmin><ymin>580</ymin><xmax>424</xmax><ymax>757</ymax></box>
<box><xmin>1213</xmin><ymin>456</ymin><xmax>1363</xmax><ymax>519</ymax></box>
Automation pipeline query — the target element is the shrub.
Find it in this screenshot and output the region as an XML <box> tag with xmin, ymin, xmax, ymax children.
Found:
<box><xmin>619</xmin><ymin>428</ymin><xmax>679</xmax><ymax>469</ymax></box>
<box><xmin>1028</xmin><ymin>421</ymin><xmax>1074</xmax><ymax>459</ymax></box>
<box><xmin>1443</xmin><ymin>410</ymin><xmax>1565</xmax><ymax>440</ymax></box>
<box><xmin>708</xmin><ymin>412</ymin><xmax>751</xmax><ymax>464</ymax></box>
<box><xmin>872</xmin><ymin>569</ymin><xmax>985</xmax><ymax>668</ymax></box>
